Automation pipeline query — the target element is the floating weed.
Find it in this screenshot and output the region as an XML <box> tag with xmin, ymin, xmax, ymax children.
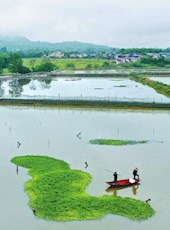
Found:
<box><xmin>89</xmin><ymin>139</ymin><xmax>148</xmax><ymax>146</ymax></box>
<box><xmin>11</xmin><ymin>155</ymin><xmax>155</xmax><ymax>221</ymax></box>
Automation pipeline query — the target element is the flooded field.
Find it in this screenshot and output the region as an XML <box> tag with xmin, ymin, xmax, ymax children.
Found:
<box><xmin>0</xmin><ymin>106</ymin><xmax>170</xmax><ymax>230</ymax></box>
<box><xmin>0</xmin><ymin>77</ymin><xmax>170</xmax><ymax>103</ymax></box>
<box><xmin>149</xmin><ymin>77</ymin><xmax>170</xmax><ymax>85</ymax></box>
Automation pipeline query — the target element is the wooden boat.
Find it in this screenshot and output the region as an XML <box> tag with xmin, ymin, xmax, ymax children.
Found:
<box><xmin>106</xmin><ymin>178</ymin><xmax>140</xmax><ymax>187</ymax></box>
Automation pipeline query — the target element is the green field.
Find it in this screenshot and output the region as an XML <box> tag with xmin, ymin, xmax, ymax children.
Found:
<box><xmin>2</xmin><ymin>57</ymin><xmax>170</xmax><ymax>74</ymax></box>
<box><xmin>22</xmin><ymin>57</ymin><xmax>170</xmax><ymax>72</ymax></box>
<box><xmin>11</xmin><ymin>155</ymin><xmax>155</xmax><ymax>221</ymax></box>
<box><xmin>23</xmin><ymin>58</ymin><xmax>116</xmax><ymax>70</ymax></box>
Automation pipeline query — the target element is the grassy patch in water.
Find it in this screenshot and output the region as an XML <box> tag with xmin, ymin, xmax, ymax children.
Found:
<box><xmin>11</xmin><ymin>155</ymin><xmax>154</xmax><ymax>221</ymax></box>
<box><xmin>89</xmin><ymin>139</ymin><xmax>148</xmax><ymax>146</ymax></box>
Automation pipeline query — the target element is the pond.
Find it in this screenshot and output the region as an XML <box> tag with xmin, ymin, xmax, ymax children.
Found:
<box><xmin>0</xmin><ymin>77</ymin><xmax>170</xmax><ymax>103</ymax></box>
<box><xmin>0</xmin><ymin>106</ymin><xmax>170</xmax><ymax>230</ymax></box>
<box><xmin>149</xmin><ymin>76</ymin><xmax>170</xmax><ymax>85</ymax></box>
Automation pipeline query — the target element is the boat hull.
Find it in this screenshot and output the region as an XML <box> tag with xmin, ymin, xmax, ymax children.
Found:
<box><xmin>106</xmin><ymin>178</ymin><xmax>140</xmax><ymax>187</ymax></box>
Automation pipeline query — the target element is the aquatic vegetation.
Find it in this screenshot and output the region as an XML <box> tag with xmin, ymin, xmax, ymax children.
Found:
<box><xmin>114</xmin><ymin>85</ymin><xmax>126</xmax><ymax>87</ymax></box>
<box><xmin>89</xmin><ymin>139</ymin><xmax>148</xmax><ymax>146</ymax></box>
<box><xmin>11</xmin><ymin>156</ymin><xmax>155</xmax><ymax>221</ymax></box>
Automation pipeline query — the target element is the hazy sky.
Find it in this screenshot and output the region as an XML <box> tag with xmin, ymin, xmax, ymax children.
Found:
<box><xmin>0</xmin><ymin>0</ymin><xmax>170</xmax><ymax>48</ymax></box>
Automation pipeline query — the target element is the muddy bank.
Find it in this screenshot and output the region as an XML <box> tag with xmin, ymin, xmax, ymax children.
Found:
<box><xmin>0</xmin><ymin>98</ymin><xmax>169</xmax><ymax>109</ymax></box>
<box><xmin>0</xmin><ymin>70</ymin><xmax>170</xmax><ymax>80</ymax></box>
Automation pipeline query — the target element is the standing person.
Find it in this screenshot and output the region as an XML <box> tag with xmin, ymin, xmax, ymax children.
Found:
<box><xmin>133</xmin><ymin>168</ymin><xmax>139</xmax><ymax>180</ymax></box>
<box><xmin>113</xmin><ymin>172</ymin><xmax>118</xmax><ymax>183</ymax></box>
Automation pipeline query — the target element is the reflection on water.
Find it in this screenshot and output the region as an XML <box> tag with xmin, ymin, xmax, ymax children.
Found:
<box><xmin>9</xmin><ymin>79</ymin><xmax>23</xmax><ymax>97</ymax></box>
<box><xmin>132</xmin><ymin>185</ymin><xmax>139</xmax><ymax>195</ymax></box>
<box><xmin>0</xmin><ymin>81</ymin><xmax>5</xmax><ymax>96</ymax></box>
<box><xmin>38</xmin><ymin>78</ymin><xmax>52</xmax><ymax>90</ymax></box>
<box><xmin>0</xmin><ymin>78</ymin><xmax>52</xmax><ymax>97</ymax></box>
<box><xmin>106</xmin><ymin>185</ymin><xmax>139</xmax><ymax>196</ymax></box>
<box><xmin>0</xmin><ymin>107</ymin><xmax>170</xmax><ymax>230</ymax></box>
<box><xmin>0</xmin><ymin>76</ymin><xmax>170</xmax><ymax>102</ymax></box>
<box><xmin>16</xmin><ymin>165</ymin><xmax>19</xmax><ymax>175</ymax></box>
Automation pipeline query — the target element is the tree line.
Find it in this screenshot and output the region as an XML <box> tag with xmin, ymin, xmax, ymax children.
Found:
<box><xmin>0</xmin><ymin>51</ymin><xmax>118</xmax><ymax>74</ymax></box>
<box><xmin>0</xmin><ymin>53</ymin><xmax>56</xmax><ymax>74</ymax></box>
<box><xmin>1</xmin><ymin>51</ymin><xmax>170</xmax><ymax>75</ymax></box>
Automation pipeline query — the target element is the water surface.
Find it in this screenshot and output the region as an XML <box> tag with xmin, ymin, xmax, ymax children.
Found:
<box><xmin>0</xmin><ymin>106</ymin><xmax>170</xmax><ymax>230</ymax></box>
<box><xmin>149</xmin><ymin>77</ymin><xmax>170</xmax><ymax>85</ymax></box>
<box><xmin>0</xmin><ymin>77</ymin><xmax>169</xmax><ymax>102</ymax></box>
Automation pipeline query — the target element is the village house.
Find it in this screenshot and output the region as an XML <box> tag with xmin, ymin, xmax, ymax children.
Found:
<box><xmin>146</xmin><ymin>53</ymin><xmax>160</xmax><ymax>59</ymax></box>
<box><xmin>115</xmin><ymin>53</ymin><xmax>141</xmax><ymax>64</ymax></box>
<box><xmin>146</xmin><ymin>52</ymin><xmax>170</xmax><ymax>59</ymax></box>
<box><xmin>68</xmin><ymin>53</ymin><xmax>88</xmax><ymax>58</ymax></box>
<box><xmin>159</xmin><ymin>53</ymin><xmax>170</xmax><ymax>58</ymax></box>
<box><xmin>49</xmin><ymin>51</ymin><xmax>64</xmax><ymax>58</ymax></box>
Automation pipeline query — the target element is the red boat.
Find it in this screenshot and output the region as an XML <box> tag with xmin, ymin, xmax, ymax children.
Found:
<box><xmin>106</xmin><ymin>178</ymin><xmax>140</xmax><ymax>187</ymax></box>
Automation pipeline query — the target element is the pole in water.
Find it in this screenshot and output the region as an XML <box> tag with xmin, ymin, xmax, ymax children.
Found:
<box><xmin>17</xmin><ymin>141</ymin><xmax>21</xmax><ymax>148</ymax></box>
<box><xmin>77</xmin><ymin>132</ymin><xmax>81</xmax><ymax>139</ymax></box>
<box><xmin>16</xmin><ymin>165</ymin><xmax>19</xmax><ymax>174</ymax></box>
<box><xmin>48</xmin><ymin>140</ymin><xmax>50</xmax><ymax>148</ymax></box>
<box><xmin>85</xmin><ymin>162</ymin><xmax>88</xmax><ymax>168</ymax></box>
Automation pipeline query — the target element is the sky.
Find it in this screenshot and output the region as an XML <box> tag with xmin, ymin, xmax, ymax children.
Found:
<box><xmin>0</xmin><ymin>0</ymin><xmax>170</xmax><ymax>48</ymax></box>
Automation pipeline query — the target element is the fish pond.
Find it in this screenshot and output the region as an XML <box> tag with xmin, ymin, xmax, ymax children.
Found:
<box><xmin>0</xmin><ymin>106</ymin><xmax>170</xmax><ymax>230</ymax></box>
<box><xmin>149</xmin><ymin>77</ymin><xmax>170</xmax><ymax>85</ymax></box>
<box><xmin>0</xmin><ymin>77</ymin><xmax>170</xmax><ymax>103</ymax></box>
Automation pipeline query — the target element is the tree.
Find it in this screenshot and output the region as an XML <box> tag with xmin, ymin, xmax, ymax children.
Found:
<box><xmin>141</xmin><ymin>56</ymin><xmax>170</xmax><ymax>67</ymax></box>
<box><xmin>102</xmin><ymin>61</ymin><xmax>110</xmax><ymax>68</ymax></box>
<box><xmin>0</xmin><ymin>47</ymin><xmax>7</xmax><ymax>53</ymax></box>
<box><xmin>0</xmin><ymin>58</ymin><xmax>3</xmax><ymax>73</ymax></box>
<box><xmin>29</xmin><ymin>59</ymin><xmax>36</xmax><ymax>71</ymax></box>
<box><xmin>66</xmin><ymin>63</ymin><xmax>75</xmax><ymax>69</ymax></box>
<box><xmin>85</xmin><ymin>64</ymin><xmax>92</xmax><ymax>69</ymax></box>
<box><xmin>0</xmin><ymin>53</ymin><xmax>10</xmax><ymax>69</ymax></box>
<box><xmin>94</xmin><ymin>64</ymin><xmax>100</xmax><ymax>69</ymax></box>
<box><xmin>35</xmin><ymin>59</ymin><xmax>57</xmax><ymax>72</ymax></box>
<box><xmin>8</xmin><ymin>53</ymin><xmax>30</xmax><ymax>73</ymax></box>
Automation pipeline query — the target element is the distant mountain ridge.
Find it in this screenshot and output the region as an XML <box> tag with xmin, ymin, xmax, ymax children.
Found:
<box><xmin>0</xmin><ymin>35</ymin><xmax>113</xmax><ymax>52</ymax></box>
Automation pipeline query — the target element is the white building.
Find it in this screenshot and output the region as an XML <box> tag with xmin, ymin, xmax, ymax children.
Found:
<box><xmin>49</xmin><ymin>51</ymin><xmax>64</xmax><ymax>58</ymax></box>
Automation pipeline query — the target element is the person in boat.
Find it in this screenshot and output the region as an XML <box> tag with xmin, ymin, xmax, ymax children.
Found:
<box><xmin>133</xmin><ymin>168</ymin><xmax>139</xmax><ymax>180</ymax></box>
<box><xmin>113</xmin><ymin>172</ymin><xmax>118</xmax><ymax>183</ymax></box>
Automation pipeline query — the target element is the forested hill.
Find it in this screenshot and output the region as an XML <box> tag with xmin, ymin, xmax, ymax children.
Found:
<box><xmin>0</xmin><ymin>35</ymin><xmax>113</xmax><ymax>52</ymax></box>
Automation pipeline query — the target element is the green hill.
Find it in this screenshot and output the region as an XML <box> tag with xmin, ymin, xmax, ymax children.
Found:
<box><xmin>0</xmin><ymin>35</ymin><xmax>113</xmax><ymax>52</ymax></box>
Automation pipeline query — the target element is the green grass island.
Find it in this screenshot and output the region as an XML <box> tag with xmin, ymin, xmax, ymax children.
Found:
<box><xmin>11</xmin><ymin>156</ymin><xmax>154</xmax><ymax>221</ymax></box>
<box><xmin>89</xmin><ymin>139</ymin><xmax>148</xmax><ymax>146</ymax></box>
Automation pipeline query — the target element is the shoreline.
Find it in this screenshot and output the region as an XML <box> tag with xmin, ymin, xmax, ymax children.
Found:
<box><xmin>0</xmin><ymin>72</ymin><xmax>169</xmax><ymax>109</ymax></box>
<box><xmin>0</xmin><ymin>70</ymin><xmax>170</xmax><ymax>80</ymax></box>
<box><xmin>0</xmin><ymin>98</ymin><xmax>169</xmax><ymax>110</ymax></box>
